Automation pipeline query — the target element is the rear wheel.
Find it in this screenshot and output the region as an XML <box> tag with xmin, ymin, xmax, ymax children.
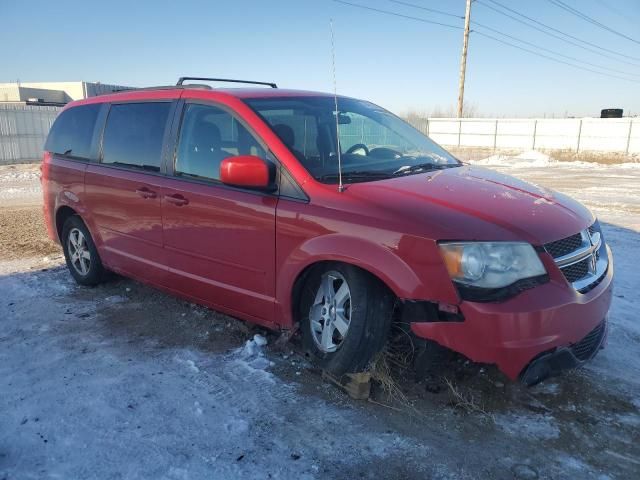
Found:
<box><xmin>61</xmin><ymin>216</ymin><xmax>106</xmax><ymax>286</ymax></box>
<box><xmin>299</xmin><ymin>263</ymin><xmax>394</xmax><ymax>376</ymax></box>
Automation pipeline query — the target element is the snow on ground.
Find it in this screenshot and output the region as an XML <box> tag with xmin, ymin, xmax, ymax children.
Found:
<box><xmin>1</xmin><ymin>155</ymin><xmax>639</xmax><ymax>479</ymax></box>
<box><xmin>0</xmin><ymin>165</ymin><xmax>42</xmax><ymax>206</ymax></box>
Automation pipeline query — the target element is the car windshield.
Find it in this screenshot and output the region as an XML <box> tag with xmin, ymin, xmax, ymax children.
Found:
<box><xmin>244</xmin><ymin>96</ymin><xmax>461</xmax><ymax>183</ymax></box>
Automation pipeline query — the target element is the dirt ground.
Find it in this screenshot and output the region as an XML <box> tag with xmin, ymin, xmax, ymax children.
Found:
<box><xmin>1</xmin><ymin>160</ymin><xmax>639</xmax><ymax>479</ymax></box>
<box><xmin>0</xmin><ymin>207</ymin><xmax>60</xmax><ymax>260</ymax></box>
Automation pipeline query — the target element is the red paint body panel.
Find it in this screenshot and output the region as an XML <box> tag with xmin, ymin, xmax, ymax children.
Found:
<box><xmin>42</xmin><ymin>155</ymin><xmax>87</xmax><ymax>242</ymax></box>
<box><xmin>84</xmin><ymin>164</ymin><xmax>168</xmax><ymax>285</ymax></box>
<box><xmin>161</xmin><ymin>178</ymin><xmax>277</xmax><ymax>327</ymax></box>
<box><xmin>41</xmin><ymin>87</ymin><xmax>614</xmax><ymax>381</ymax></box>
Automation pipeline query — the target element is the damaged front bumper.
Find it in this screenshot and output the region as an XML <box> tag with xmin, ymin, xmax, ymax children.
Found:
<box><xmin>410</xmin><ymin>248</ymin><xmax>614</xmax><ymax>383</ymax></box>
<box><xmin>519</xmin><ymin>318</ymin><xmax>608</xmax><ymax>385</ymax></box>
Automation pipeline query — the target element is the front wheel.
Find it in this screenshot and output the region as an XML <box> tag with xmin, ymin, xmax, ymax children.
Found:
<box><xmin>61</xmin><ymin>215</ymin><xmax>106</xmax><ymax>286</ymax></box>
<box><xmin>299</xmin><ymin>263</ymin><xmax>394</xmax><ymax>377</ymax></box>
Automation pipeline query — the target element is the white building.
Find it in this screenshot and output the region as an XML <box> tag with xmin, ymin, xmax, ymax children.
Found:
<box><xmin>0</xmin><ymin>81</ymin><xmax>132</xmax><ymax>105</ymax></box>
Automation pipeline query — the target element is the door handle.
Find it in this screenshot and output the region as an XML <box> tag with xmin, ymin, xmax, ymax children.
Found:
<box><xmin>135</xmin><ymin>187</ymin><xmax>157</xmax><ymax>199</ymax></box>
<box><xmin>164</xmin><ymin>193</ymin><xmax>189</xmax><ymax>206</ymax></box>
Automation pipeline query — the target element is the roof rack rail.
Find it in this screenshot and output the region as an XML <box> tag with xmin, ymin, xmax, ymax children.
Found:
<box><xmin>177</xmin><ymin>77</ymin><xmax>278</xmax><ymax>89</ymax></box>
<box><xmin>103</xmin><ymin>84</ymin><xmax>213</xmax><ymax>95</ymax></box>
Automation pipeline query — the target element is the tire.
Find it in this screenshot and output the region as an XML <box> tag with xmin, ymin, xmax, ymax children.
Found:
<box><xmin>61</xmin><ymin>215</ymin><xmax>106</xmax><ymax>286</ymax></box>
<box><xmin>299</xmin><ymin>263</ymin><xmax>394</xmax><ymax>377</ymax></box>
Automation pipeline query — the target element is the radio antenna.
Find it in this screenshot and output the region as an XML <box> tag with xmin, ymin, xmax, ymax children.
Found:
<box><xmin>330</xmin><ymin>19</ymin><xmax>344</xmax><ymax>192</ymax></box>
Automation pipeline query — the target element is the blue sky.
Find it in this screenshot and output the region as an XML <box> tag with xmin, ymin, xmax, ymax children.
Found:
<box><xmin>2</xmin><ymin>0</ymin><xmax>639</xmax><ymax>117</ymax></box>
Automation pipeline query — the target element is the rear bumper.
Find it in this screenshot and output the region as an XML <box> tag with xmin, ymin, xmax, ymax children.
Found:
<box><xmin>411</xmin><ymin>246</ymin><xmax>614</xmax><ymax>381</ymax></box>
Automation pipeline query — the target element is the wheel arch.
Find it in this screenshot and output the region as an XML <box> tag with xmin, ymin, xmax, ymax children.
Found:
<box><xmin>277</xmin><ymin>234</ymin><xmax>424</xmax><ymax>329</ymax></box>
<box><xmin>55</xmin><ymin>205</ymin><xmax>79</xmax><ymax>242</ymax></box>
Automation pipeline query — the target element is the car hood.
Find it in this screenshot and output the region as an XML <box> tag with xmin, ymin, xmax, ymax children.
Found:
<box><xmin>345</xmin><ymin>165</ymin><xmax>594</xmax><ymax>245</ymax></box>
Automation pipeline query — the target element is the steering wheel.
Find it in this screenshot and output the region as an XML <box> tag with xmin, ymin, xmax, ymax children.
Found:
<box><xmin>369</xmin><ymin>147</ymin><xmax>402</xmax><ymax>159</ymax></box>
<box><xmin>345</xmin><ymin>143</ymin><xmax>369</xmax><ymax>156</ymax></box>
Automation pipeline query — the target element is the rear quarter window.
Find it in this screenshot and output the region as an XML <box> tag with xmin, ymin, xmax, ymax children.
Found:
<box><xmin>44</xmin><ymin>104</ymin><xmax>101</xmax><ymax>160</ymax></box>
<box><xmin>101</xmin><ymin>102</ymin><xmax>171</xmax><ymax>172</ymax></box>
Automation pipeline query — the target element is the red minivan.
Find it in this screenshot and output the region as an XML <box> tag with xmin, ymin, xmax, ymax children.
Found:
<box><xmin>42</xmin><ymin>77</ymin><xmax>613</xmax><ymax>385</ymax></box>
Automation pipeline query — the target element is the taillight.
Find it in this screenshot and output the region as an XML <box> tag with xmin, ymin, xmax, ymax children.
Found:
<box><xmin>41</xmin><ymin>151</ymin><xmax>52</xmax><ymax>183</ymax></box>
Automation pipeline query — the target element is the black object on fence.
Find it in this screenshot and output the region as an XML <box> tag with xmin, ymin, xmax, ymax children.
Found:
<box><xmin>601</xmin><ymin>109</ymin><xmax>623</xmax><ymax>118</ymax></box>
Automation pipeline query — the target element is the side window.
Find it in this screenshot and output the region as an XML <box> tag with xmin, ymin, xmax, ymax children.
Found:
<box><xmin>101</xmin><ymin>102</ymin><xmax>171</xmax><ymax>171</ymax></box>
<box><xmin>175</xmin><ymin>104</ymin><xmax>266</xmax><ymax>181</ymax></box>
<box><xmin>44</xmin><ymin>104</ymin><xmax>101</xmax><ymax>160</ymax></box>
<box><xmin>258</xmin><ymin>109</ymin><xmax>319</xmax><ymax>161</ymax></box>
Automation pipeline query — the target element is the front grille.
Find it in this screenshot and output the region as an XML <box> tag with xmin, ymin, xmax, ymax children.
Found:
<box><xmin>544</xmin><ymin>222</ymin><xmax>606</xmax><ymax>289</ymax></box>
<box><xmin>561</xmin><ymin>259</ymin><xmax>590</xmax><ymax>283</ymax></box>
<box><xmin>545</xmin><ymin>232</ymin><xmax>583</xmax><ymax>259</ymax></box>
<box><xmin>571</xmin><ymin>321</ymin><xmax>606</xmax><ymax>361</ymax></box>
<box><xmin>578</xmin><ymin>266</ymin><xmax>608</xmax><ymax>294</ymax></box>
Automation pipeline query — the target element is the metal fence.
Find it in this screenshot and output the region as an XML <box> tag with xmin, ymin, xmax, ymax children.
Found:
<box><xmin>408</xmin><ymin>117</ymin><xmax>639</xmax><ymax>154</ymax></box>
<box><xmin>0</xmin><ymin>104</ymin><xmax>61</xmax><ymax>165</ymax></box>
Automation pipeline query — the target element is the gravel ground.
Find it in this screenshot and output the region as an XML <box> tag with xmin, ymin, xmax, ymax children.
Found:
<box><xmin>0</xmin><ymin>157</ymin><xmax>639</xmax><ymax>479</ymax></box>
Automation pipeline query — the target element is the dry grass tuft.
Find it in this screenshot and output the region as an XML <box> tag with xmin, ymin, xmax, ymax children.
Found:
<box><xmin>367</xmin><ymin>349</ymin><xmax>410</xmax><ymax>406</ymax></box>
<box><xmin>444</xmin><ymin>377</ymin><xmax>495</xmax><ymax>421</ymax></box>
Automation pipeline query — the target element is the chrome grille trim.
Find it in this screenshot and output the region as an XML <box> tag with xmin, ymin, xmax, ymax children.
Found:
<box><xmin>554</xmin><ymin>232</ymin><xmax>601</xmax><ymax>267</ymax></box>
<box><xmin>544</xmin><ymin>223</ymin><xmax>608</xmax><ymax>292</ymax></box>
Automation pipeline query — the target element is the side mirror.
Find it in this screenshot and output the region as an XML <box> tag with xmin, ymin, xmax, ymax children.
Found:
<box><xmin>220</xmin><ymin>155</ymin><xmax>275</xmax><ymax>190</ymax></box>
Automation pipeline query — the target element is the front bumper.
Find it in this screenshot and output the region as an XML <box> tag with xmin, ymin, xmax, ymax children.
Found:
<box><xmin>411</xmin><ymin>246</ymin><xmax>614</xmax><ymax>381</ymax></box>
<box><xmin>519</xmin><ymin>319</ymin><xmax>607</xmax><ymax>385</ymax></box>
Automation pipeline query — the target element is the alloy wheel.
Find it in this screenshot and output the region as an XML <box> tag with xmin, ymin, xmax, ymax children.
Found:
<box><xmin>309</xmin><ymin>271</ymin><xmax>352</xmax><ymax>353</ymax></box>
<box><xmin>67</xmin><ymin>228</ymin><xmax>91</xmax><ymax>276</ymax></box>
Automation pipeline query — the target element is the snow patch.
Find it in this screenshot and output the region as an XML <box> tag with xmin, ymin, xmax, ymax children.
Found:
<box><xmin>230</xmin><ymin>334</ymin><xmax>274</xmax><ymax>379</ymax></box>
<box><xmin>0</xmin><ymin>170</ymin><xmax>40</xmax><ymax>182</ymax></box>
<box><xmin>494</xmin><ymin>413</ymin><xmax>560</xmax><ymax>440</ymax></box>
<box><xmin>472</xmin><ymin>150</ymin><xmax>640</xmax><ymax>170</ymax></box>
<box><xmin>532</xmin><ymin>381</ymin><xmax>560</xmax><ymax>395</ymax></box>
<box><xmin>175</xmin><ymin>357</ymin><xmax>200</xmax><ymax>373</ymax></box>
<box><xmin>103</xmin><ymin>295</ymin><xmax>127</xmax><ymax>304</ymax></box>
<box><xmin>474</xmin><ymin>150</ymin><xmax>553</xmax><ymax>167</ymax></box>
<box><xmin>224</xmin><ymin>418</ymin><xmax>250</xmax><ymax>435</ymax></box>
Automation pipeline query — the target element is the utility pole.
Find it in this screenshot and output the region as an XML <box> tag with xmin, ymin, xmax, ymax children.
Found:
<box><xmin>457</xmin><ymin>0</ymin><xmax>472</xmax><ymax>118</ymax></box>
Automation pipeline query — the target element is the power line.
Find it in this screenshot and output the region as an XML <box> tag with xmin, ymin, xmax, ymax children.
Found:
<box><xmin>594</xmin><ymin>0</ymin><xmax>640</xmax><ymax>22</ymax></box>
<box><xmin>393</xmin><ymin>0</ymin><xmax>640</xmax><ymax>76</ymax></box>
<box><xmin>387</xmin><ymin>0</ymin><xmax>463</xmax><ymax>20</ymax></box>
<box><xmin>330</xmin><ymin>0</ymin><xmax>640</xmax><ymax>83</ymax></box>
<box><xmin>331</xmin><ymin>1</ymin><xmax>462</xmax><ymax>30</ymax></box>
<box><xmin>471</xmin><ymin>20</ymin><xmax>640</xmax><ymax>78</ymax></box>
<box><xmin>547</xmin><ymin>0</ymin><xmax>640</xmax><ymax>45</ymax></box>
<box><xmin>480</xmin><ymin>0</ymin><xmax>640</xmax><ymax>64</ymax></box>
<box><xmin>474</xmin><ymin>31</ymin><xmax>640</xmax><ymax>83</ymax></box>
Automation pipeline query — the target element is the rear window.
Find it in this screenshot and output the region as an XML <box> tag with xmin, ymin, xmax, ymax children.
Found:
<box><xmin>44</xmin><ymin>104</ymin><xmax>101</xmax><ymax>159</ymax></box>
<box><xmin>101</xmin><ymin>102</ymin><xmax>171</xmax><ymax>172</ymax></box>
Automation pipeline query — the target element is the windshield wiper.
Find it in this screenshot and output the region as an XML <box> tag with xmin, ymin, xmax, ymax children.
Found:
<box><xmin>318</xmin><ymin>170</ymin><xmax>393</xmax><ymax>182</ymax></box>
<box><xmin>393</xmin><ymin>163</ymin><xmax>459</xmax><ymax>175</ymax></box>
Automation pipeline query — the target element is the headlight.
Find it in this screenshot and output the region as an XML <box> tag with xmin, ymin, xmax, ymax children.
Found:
<box><xmin>439</xmin><ymin>242</ymin><xmax>546</xmax><ymax>289</ymax></box>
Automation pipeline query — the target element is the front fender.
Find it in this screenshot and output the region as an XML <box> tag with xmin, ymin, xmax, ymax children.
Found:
<box><xmin>275</xmin><ymin>233</ymin><xmax>452</xmax><ymax>328</ymax></box>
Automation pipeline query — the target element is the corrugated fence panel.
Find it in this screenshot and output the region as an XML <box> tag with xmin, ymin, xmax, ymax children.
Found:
<box><xmin>408</xmin><ymin>117</ymin><xmax>637</xmax><ymax>154</ymax></box>
<box><xmin>496</xmin><ymin>120</ymin><xmax>535</xmax><ymax>149</ymax></box>
<box><xmin>427</xmin><ymin>119</ymin><xmax>459</xmax><ymax>146</ymax></box>
<box><xmin>460</xmin><ymin>120</ymin><xmax>495</xmax><ymax>147</ymax></box>
<box><xmin>534</xmin><ymin>119</ymin><xmax>581</xmax><ymax>150</ymax></box>
<box><xmin>579</xmin><ymin>119</ymin><xmax>631</xmax><ymax>152</ymax></box>
<box><xmin>0</xmin><ymin>104</ymin><xmax>61</xmax><ymax>164</ymax></box>
<box><xmin>628</xmin><ymin>121</ymin><xmax>640</xmax><ymax>154</ymax></box>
